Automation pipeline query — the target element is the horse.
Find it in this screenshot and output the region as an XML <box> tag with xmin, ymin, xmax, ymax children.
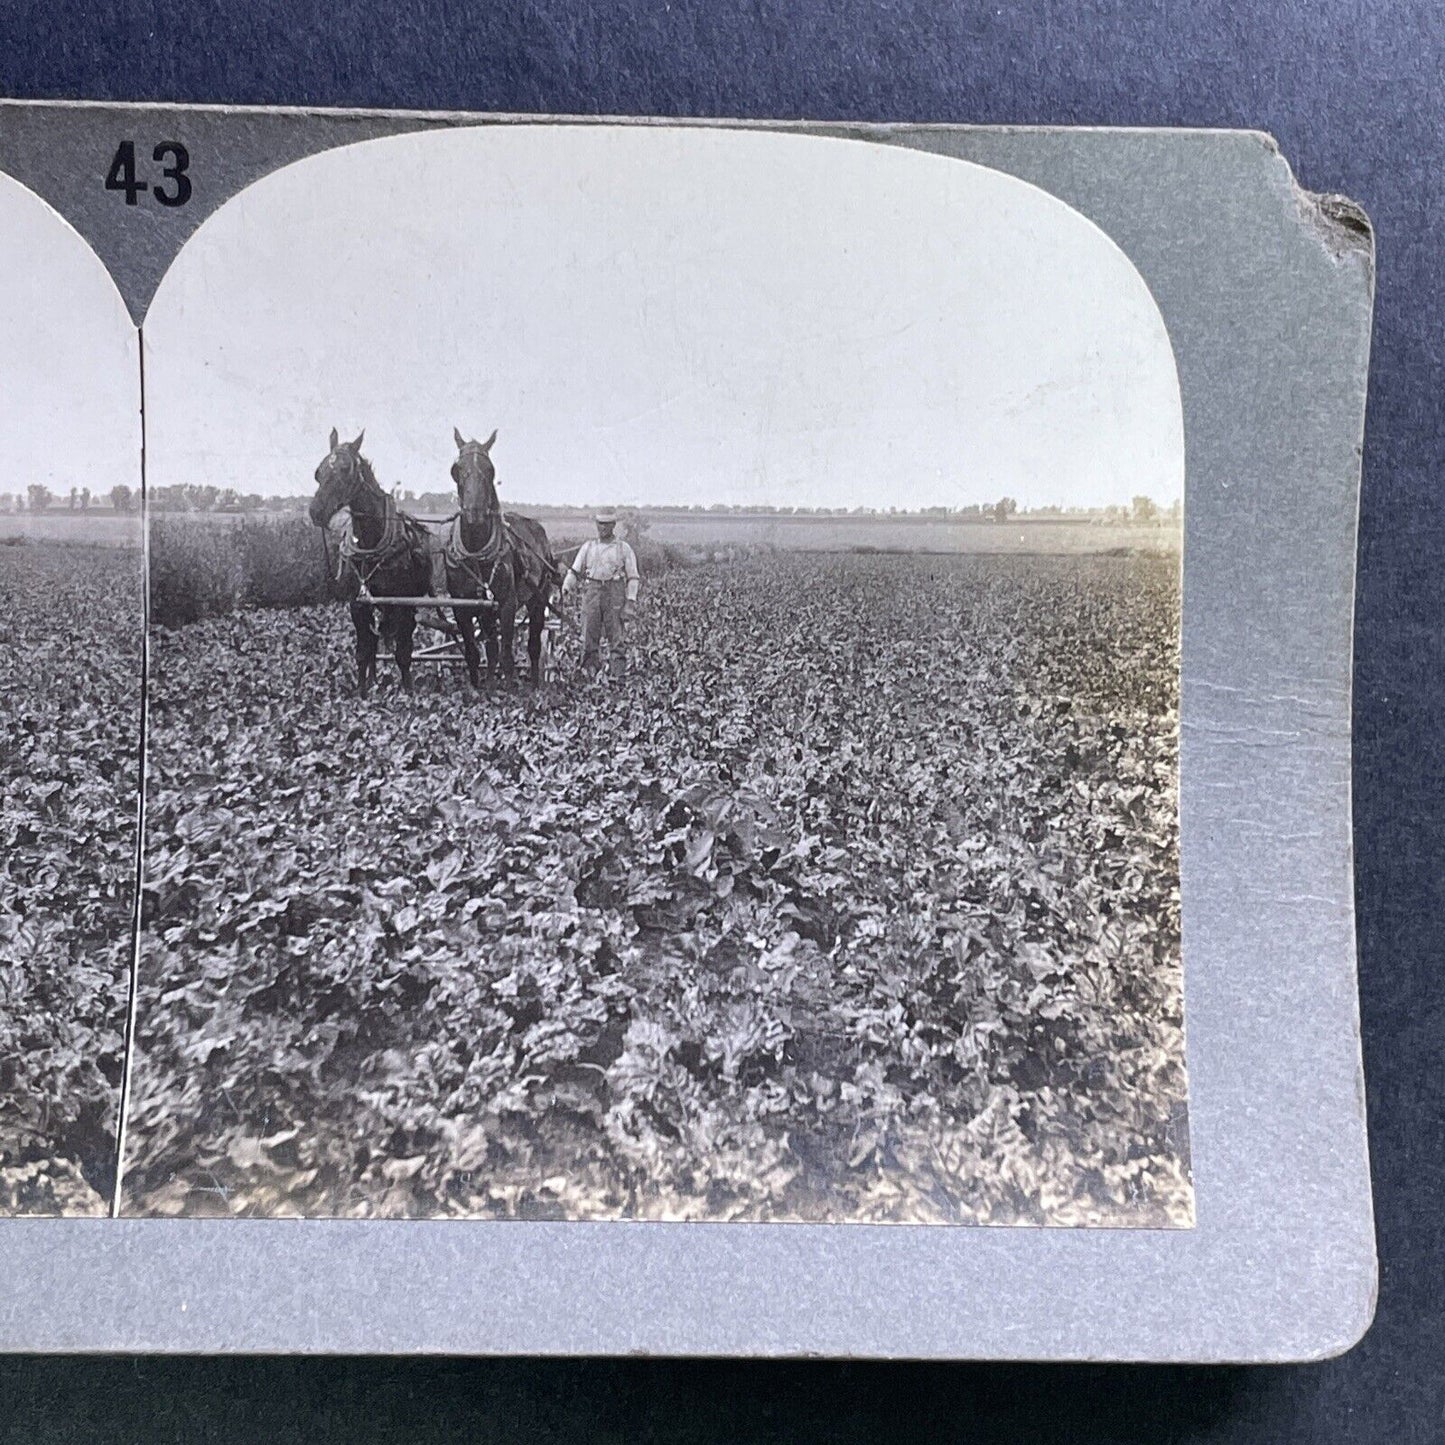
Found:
<box><xmin>444</xmin><ymin>427</ymin><xmax>559</xmax><ymax>686</ymax></box>
<box><xmin>308</xmin><ymin>428</ymin><xmax>434</xmax><ymax>695</ymax></box>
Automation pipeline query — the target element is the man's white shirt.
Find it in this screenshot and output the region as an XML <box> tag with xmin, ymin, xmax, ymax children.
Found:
<box><xmin>564</xmin><ymin>538</ymin><xmax>640</xmax><ymax>601</ymax></box>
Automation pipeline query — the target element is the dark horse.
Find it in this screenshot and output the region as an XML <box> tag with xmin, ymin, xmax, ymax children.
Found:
<box><xmin>309</xmin><ymin>428</ymin><xmax>433</xmax><ymax>695</ymax></box>
<box><xmin>445</xmin><ymin>427</ymin><xmax>558</xmax><ymax>686</ymax></box>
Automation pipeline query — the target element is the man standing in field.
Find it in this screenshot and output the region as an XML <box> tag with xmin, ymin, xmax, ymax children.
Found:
<box><xmin>562</xmin><ymin>512</ymin><xmax>640</xmax><ymax>680</ymax></box>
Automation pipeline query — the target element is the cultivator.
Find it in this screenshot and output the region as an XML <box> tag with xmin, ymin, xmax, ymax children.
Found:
<box><xmin>410</xmin><ymin>595</ymin><xmax>565</xmax><ymax>681</ymax></box>
<box><xmin>346</xmin><ymin>585</ymin><xmax>565</xmax><ymax>682</ymax></box>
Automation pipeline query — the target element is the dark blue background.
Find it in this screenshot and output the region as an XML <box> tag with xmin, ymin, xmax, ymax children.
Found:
<box><xmin>2</xmin><ymin>2</ymin><xmax>1440</xmax><ymax>1438</ymax></box>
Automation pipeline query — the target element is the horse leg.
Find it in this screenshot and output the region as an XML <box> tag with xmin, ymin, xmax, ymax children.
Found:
<box><xmin>394</xmin><ymin>607</ymin><xmax>417</xmax><ymax>692</ymax></box>
<box><xmin>526</xmin><ymin>595</ymin><xmax>546</xmax><ymax>685</ymax></box>
<box><xmin>351</xmin><ymin>603</ymin><xmax>377</xmax><ymax>697</ymax></box>
<box><xmin>499</xmin><ymin>595</ymin><xmax>518</xmax><ymax>681</ymax></box>
<box><xmin>455</xmin><ymin>606</ymin><xmax>482</xmax><ymax>689</ymax></box>
<box><xmin>479</xmin><ymin>611</ymin><xmax>501</xmax><ymax>680</ymax></box>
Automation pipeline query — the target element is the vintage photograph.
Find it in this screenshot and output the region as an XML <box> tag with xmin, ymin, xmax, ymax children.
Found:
<box><xmin>0</xmin><ymin>171</ymin><xmax>143</xmax><ymax>1216</ymax></box>
<box><xmin>120</xmin><ymin>125</ymin><xmax>1190</xmax><ymax>1224</ymax></box>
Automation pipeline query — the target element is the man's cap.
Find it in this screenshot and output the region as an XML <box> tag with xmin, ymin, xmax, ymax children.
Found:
<box><xmin>594</xmin><ymin>511</ymin><xmax>618</xmax><ymax>525</ymax></box>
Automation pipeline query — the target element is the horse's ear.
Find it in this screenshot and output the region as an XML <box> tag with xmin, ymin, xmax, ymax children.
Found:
<box><xmin>329</xmin><ymin>427</ymin><xmax>339</xmax><ymax>451</ymax></box>
<box><xmin>481</xmin><ymin>429</ymin><xmax>497</xmax><ymax>454</ymax></box>
<box><xmin>454</xmin><ymin>426</ymin><xmax>467</xmax><ymax>450</ymax></box>
<box><xmin>350</xmin><ymin>429</ymin><xmax>364</xmax><ymax>451</ymax></box>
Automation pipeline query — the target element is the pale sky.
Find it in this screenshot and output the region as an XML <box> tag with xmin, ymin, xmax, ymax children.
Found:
<box><xmin>144</xmin><ymin>125</ymin><xmax>1183</xmax><ymax>511</ymax></box>
<box><xmin>0</xmin><ymin>171</ymin><xmax>140</xmax><ymax>496</ymax></box>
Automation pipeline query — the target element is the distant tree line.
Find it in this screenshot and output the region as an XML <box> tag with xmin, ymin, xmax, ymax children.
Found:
<box><xmin>148</xmin><ymin>485</ymin><xmax>287</xmax><ymax>513</ymax></box>
<box><xmin>0</xmin><ymin>487</ymin><xmax>1183</xmax><ymax>523</ymax></box>
<box><xmin>0</xmin><ymin>484</ymin><xmax>138</xmax><ymax>513</ymax></box>
<box><xmin>545</xmin><ymin>496</ymin><xmax>1180</xmax><ymax>523</ymax></box>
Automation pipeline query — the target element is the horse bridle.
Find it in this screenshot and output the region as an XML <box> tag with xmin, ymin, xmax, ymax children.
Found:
<box><xmin>325</xmin><ymin>450</ymin><xmax>414</xmax><ymax>598</ymax></box>
<box><xmin>447</xmin><ymin>447</ymin><xmax>506</xmax><ymax>599</ymax></box>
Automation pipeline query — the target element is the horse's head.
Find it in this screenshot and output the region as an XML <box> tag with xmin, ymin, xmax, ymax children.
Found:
<box><xmin>309</xmin><ymin>427</ymin><xmax>368</xmax><ymax>526</ymax></box>
<box><xmin>451</xmin><ymin>427</ymin><xmax>500</xmax><ymax>522</ymax></box>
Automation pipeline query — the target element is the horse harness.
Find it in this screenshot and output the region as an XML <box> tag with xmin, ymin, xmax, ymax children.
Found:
<box><xmin>442</xmin><ymin>510</ymin><xmax>507</xmax><ymax>604</ymax></box>
<box><xmin>335</xmin><ymin>499</ymin><xmax>427</xmax><ymax>599</ymax></box>
<box><xmin>329</xmin><ymin>497</ymin><xmax>430</xmax><ymax>638</ymax></box>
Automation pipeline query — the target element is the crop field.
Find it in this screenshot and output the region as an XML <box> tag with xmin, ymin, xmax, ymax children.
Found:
<box><xmin>0</xmin><ymin>510</ymin><xmax>141</xmax><ymax>548</ymax></box>
<box><xmin>0</xmin><ymin>542</ymin><xmax>142</xmax><ymax>1214</ymax></box>
<box><xmin>536</xmin><ymin>510</ymin><xmax>1179</xmax><ymax>558</ymax></box>
<box><xmin>123</xmin><ymin>549</ymin><xmax>1188</xmax><ymax>1225</ymax></box>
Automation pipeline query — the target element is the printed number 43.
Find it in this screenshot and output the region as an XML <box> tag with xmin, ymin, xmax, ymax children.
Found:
<box><xmin>105</xmin><ymin>140</ymin><xmax>191</xmax><ymax>208</ymax></box>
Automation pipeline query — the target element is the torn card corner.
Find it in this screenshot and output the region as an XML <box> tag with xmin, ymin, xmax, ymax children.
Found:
<box><xmin>1298</xmin><ymin>188</ymin><xmax>1374</xmax><ymax>264</ymax></box>
<box><xmin>1239</xmin><ymin>130</ymin><xmax>1373</xmax><ymax>265</ymax></box>
<box><xmin>1274</xmin><ymin>148</ymin><xmax>1374</xmax><ymax>266</ymax></box>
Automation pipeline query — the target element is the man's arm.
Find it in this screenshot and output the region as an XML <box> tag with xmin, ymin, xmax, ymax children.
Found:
<box><xmin>623</xmin><ymin>542</ymin><xmax>640</xmax><ymax>603</ymax></box>
<box><xmin>561</xmin><ymin>541</ymin><xmax>589</xmax><ymax>594</ymax></box>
